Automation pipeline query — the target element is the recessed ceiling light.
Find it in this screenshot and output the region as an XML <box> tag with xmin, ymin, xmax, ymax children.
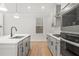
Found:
<box><xmin>14</xmin><ymin>13</ymin><xmax>20</xmax><ymax>19</ymax></box>
<box><xmin>27</xmin><ymin>6</ymin><xmax>31</xmax><ymax>9</ymax></box>
<box><xmin>0</xmin><ymin>3</ymin><xmax>8</xmax><ymax>12</ymax></box>
<box><xmin>14</xmin><ymin>15</ymin><xmax>20</xmax><ymax>19</ymax></box>
<box><xmin>41</xmin><ymin>6</ymin><xmax>45</xmax><ymax>9</ymax></box>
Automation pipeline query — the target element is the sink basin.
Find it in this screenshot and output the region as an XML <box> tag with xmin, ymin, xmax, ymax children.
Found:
<box><xmin>10</xmin><ymin>36</ymin><xmax>24</xmax><ymax>39</ymax></box>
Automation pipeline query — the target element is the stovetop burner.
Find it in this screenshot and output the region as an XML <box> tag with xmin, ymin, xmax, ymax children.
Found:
<box><xmin>61</xmin><ymin>33</ymin><xmax>79</xmax><ymax>43</ymax></box>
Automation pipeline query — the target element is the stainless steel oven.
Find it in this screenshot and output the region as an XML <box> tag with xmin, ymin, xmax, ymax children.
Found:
<box><xmin>60</xmin><ymin>32</ymin><xmax>79</xmax><ymax>56</ymax></box>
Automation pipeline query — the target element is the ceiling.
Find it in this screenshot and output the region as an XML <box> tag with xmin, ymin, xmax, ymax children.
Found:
<box><xmin>0</xmin><ymin>3</ymin><xmax>56</xmax><ymax>14</ymax></box>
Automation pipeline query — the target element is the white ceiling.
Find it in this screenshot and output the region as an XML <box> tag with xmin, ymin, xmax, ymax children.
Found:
<box><xmin>1</xmin><ymin>3</ymin><xmax>56</xmax><ymax>14</ymax></box>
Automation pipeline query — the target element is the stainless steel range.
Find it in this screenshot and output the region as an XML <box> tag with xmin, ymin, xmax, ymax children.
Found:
<box><xmin>60</xmin><ymin>32</ymin><xmax>79</xmax><ymax>56</ymax></box>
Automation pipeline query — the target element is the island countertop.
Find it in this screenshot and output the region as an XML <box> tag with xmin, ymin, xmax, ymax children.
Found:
<box><xmin>0</xmin><ymin>34</ymin><xmax>30</xmax><ymax>44</ymax></box>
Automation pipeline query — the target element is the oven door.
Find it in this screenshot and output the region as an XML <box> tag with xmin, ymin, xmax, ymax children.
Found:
<box><xmin>66</xmin><ymin>43</ymin><xmax>79</xmax><ymax>56</ymax></box>
<box><xmin>60</xmin><ymin>40</ymin><xmax>77</xmax><ymax>56</ymax></box>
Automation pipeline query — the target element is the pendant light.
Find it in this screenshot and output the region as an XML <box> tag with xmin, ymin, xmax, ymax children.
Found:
<box><xmin>14</xmin><ymin>3</ymin><xmax>20</xmax><ymax>19</ymax></box>
<box><xmin>0</xmin><ymin>3</ymin><xmax>8</xmax><ymax>12</ymax></box>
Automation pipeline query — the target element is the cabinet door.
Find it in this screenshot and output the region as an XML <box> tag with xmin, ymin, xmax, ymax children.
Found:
<box><xmin>56</xmin><ymin>40</ymin><xmax>60</xmax><ymax>56</ymax></box>
<box><xmin>23</xmin><ymin>36</ymin><xmax>30</xmax><ymax>56</ymax></box>
<box><xmin>54</xmin><ymin>4</ymin><xmax>61</xmax><ymax>27</ymax></box>
<box><xmin>50</xmin><ymin>37</ymin><xmax>56</xmax><ymax>55</ymax></box>
<box><xmin>23</xmin><ymin>38</ymin><xmax>28</xmax><ymax>56</ymax></box>
<box><xmin>47</xmin><ymin>36</ymin><xmax>51</xmax><ymax>49</ymax></box>
<box><xmin>0</xmin><ymin>13</ymin><xmax>3</xmax><ymax>36</ymax></box>
<box><xmin>26</xmin><ymin>36</ymin><xmax>30</xmax><ymax>50</ymax></box>
<box><xmin>18</xmin><ymin>41</ymin><xmax>23</xmax><ymax>56</ymax></box>
<box><xmin>46</xmin><ymin>36</ymin><xmax>48</xmax><ymax>46</ymax></box>
<box><xmin>0</xmin><ymin>13</ymin><xmax>3</xmax><ymax>26</ymax></box>
<box><xmin>0</xmin><ymin>28</ymin><xmax>3</xmax><ymax>36</ymax></box>
<box><xmin>55</xmin><ymin>17</ymin><xmax>62</xmax><ymax>27</ymax></box>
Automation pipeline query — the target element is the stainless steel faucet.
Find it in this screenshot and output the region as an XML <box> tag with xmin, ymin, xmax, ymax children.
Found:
<box><xmin>11</xmin><ymin>26</ymin><xmax>17</xmax><ymax>37</ymax></box>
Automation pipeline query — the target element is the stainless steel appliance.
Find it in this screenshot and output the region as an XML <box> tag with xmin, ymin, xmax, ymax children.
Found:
<box><xmin>60</xmin><ymin>32</ymin><xmax>79</xmax><ymax>56</ymax></box>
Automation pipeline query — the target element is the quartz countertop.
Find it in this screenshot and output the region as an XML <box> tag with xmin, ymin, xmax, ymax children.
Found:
<box><xmin>0</xmin><ymin>34</ymin><xmax>30</xmax><ymax>44</ymax></box>
<box><xmin>47</xmin><ymin>33</ymin><xmax>60</xmax><ymax>41</ymax></box>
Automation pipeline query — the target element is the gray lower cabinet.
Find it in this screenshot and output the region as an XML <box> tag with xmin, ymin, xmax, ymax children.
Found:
<box><xmin>23</xmin><ymin>36</ymin><xmax>30</xmax><ymax>56</ymax></box>
<box><xmin>18</xmin><ymin>36</ymin><xmax>30</xmax><ymax>56</ymax></box>
<box><xmin>0</xmin><ymin>35</ymin><xmax>31</xmax><ymax>56</ymax></box>
<box><xmin>56</xmin><ymin>40</ymin><xmax>60</xmax><ymax>56</ymax></box>
<box><xmin>47</xmin><ymin>35</ymin><xmax>56</xmax><ymax>55</ymax></box>
<box><xmin>47</xmin><ymin>35</ymin><xmax>60</xmax><ymax>56</ymax></box>
<box><xmin>47</xmin><ymin>36</ymin><xmax>51</xmax><ymax>50</ymax></box>
<box><xmin>26</xmin><ymin>36</ymin><xmax>30</xmax><ymax>51</ymax></box>
<box><xmin>18</xmin><ymin>41</ymin><xmax>23</xmax><ymax>56</ymax></box>
<box><xmin>50</xmin><ymin>37</ymin><xmax>57</xmax><ymax>56</ymax></box>
<box><xmin>23</xmin><ymin>38</ymin><xmax>28</xmax><ymax>56</ymax></box>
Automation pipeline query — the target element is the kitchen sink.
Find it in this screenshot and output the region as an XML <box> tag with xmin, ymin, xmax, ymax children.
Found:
<box><xmin>10</xmin><ymin>36</ymin><xmax>24</xmax><ymax>39</ymax></box>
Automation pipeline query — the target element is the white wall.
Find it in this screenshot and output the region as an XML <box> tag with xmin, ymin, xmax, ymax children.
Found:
<box><xmin>4</xmin><ymin>12</ymin><xmax>52</xmax><ymax>41</ymax></box>
<box><xmin>4</xmin><ymin>13</ymin><xmax>35</xmax><ymax>35</ymax></box>
<box><xmin>2</xmin><ymin>3</ymin><xmax>59</xmax><ymax>41</ymax></box>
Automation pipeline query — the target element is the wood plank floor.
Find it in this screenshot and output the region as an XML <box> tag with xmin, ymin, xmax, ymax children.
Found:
<box><xmin>28</xmin><ymin>41</ymin><xmax>52</xmax><ymax>56</ymax></box>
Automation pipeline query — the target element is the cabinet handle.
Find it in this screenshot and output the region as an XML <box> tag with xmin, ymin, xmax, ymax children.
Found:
<box><xmin>47</xmin><ymin>37</ymin><xmax>48</xmax><ymax>39</ymax></box>
<box><xmin>26</xmin><ymin>43</ymin><xmax>27</xmax><ymax>47</ymax></box>
<box><xmin>0</xmin><ymin>25</ymin><xmax>3</xmax><ymax>28</ymax></box>
<box><xmin>22</xmin><ymin>47</ymin><xmax>24</xmax><ymax>52</ymax></box>
<box><xmin>56</xmin><ymin>42</ymin><xmax>58</xmax><ymax>44</ymax></box>
<box><xmin>51</xmin><ymin>42</ymin><xmax>53</xmax><ymax>45</ymax></box>
<box><xmin>55</xmin><ymin>45</ymin><xmax>57</xmax><ymax>51</ymax></box>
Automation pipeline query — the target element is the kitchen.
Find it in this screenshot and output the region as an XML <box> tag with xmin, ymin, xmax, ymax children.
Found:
<box><xmin>0</xmin><ymin>3</ymin><xmax>79</xmax><ymax>56</ymax></box>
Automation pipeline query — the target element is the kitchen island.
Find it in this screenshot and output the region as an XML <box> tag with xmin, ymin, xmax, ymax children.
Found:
<box><xmin>0</xmin><ymin>34</ymin><xmax>31</xmax><ymax>56</ymax></box>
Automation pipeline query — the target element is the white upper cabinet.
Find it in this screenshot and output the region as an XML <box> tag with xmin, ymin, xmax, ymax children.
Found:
<box><xmin>53</xmin><ymin>4</ymin><xmax>61</xmax><ymax>27</ymax></box>
<box><xmin>0</xmin><ymin>13</ymin><xmax>3</xmax><ymax>26</ymax></box>
<box><xmin>0</xmin><ymin>13</ymin><xmax>3</xmax><ymax>36</ymax></box>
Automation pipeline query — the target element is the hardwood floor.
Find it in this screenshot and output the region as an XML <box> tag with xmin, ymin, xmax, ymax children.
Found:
<box><xmin>28</xmin><ymin>41</ymin><xmax>52</xmax><ymax>56</ymax></box>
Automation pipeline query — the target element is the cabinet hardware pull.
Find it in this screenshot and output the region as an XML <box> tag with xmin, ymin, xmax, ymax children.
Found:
<box><xmin>22</xmin><ymin>47</ymin><xmax>24</xmax><ymax>52</ymax></box>
<box><xmin>26</xmin><ymin>43</ymin><xmax>27</xmax><ymax>47</ymax></box>
<box><xmin>55</xmin><ymin>45</ymin><xmax>57</xmax><ymax>51</ymax></box>
<box><xmin>51</xmin><ymin>42</ymin><xmax>53</xmax><ymax>45</ymax></box>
